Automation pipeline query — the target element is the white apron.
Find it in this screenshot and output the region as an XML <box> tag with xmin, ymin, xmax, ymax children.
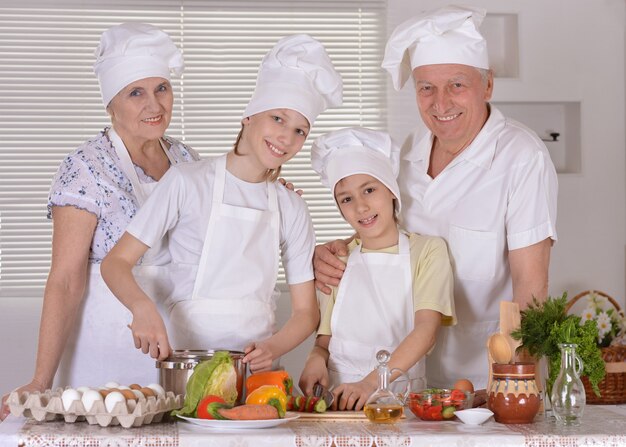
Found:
<box><xmin>108</xmin><ymin>128</ymin><xmax>175</xmax><ymax>266</ymax></box>
<box><xmin>54</xmin><ymin>129</ymin><xmax>175</xmax><ymax>387</ymax></box>
<box><xmin>167</xmin><ymin>155</ymin><xmax>280</xmax><ymax>351</ymax></box>
<box><xmin>327</xmin><ymin>233</ymin><xmax>425</xmax><ymax>390</ymax></box>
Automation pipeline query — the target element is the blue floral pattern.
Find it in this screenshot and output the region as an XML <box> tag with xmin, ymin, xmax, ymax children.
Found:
<box><xmin>47</xmin><ymin>128</ymin><xmax>200</xmax><ymax>263</ymax></box>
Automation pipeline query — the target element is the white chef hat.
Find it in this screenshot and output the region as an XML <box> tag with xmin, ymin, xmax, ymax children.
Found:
<box><xmin>311</xmin><ymin>127</ymin><xmax>402</xmax><ymax>213</ymax></box>
<box><xmin>94</xmin><ymin>22</ymin><xmax>184</xmax><ymax>107</ymax></box>
<box><xmin>243</xmin><ymin>34</ymin><xmax>343</xmax><ymax>126</ymax></box>
<box><xmin>382</xmin><ymin>5</ymin><xmax>489</xmax><ymax>91</ymax></box>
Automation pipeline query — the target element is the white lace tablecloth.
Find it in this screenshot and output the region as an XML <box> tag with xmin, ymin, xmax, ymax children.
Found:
<box><xmin>3</xmin><ymin>406</ymin><xmax>626</xmax><ymax>447</ymax></box>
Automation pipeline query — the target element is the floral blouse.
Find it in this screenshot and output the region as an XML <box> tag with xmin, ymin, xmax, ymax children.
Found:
<box><xmin>47</xmin><ymin>128</ymin><xmax>200</xmax><ymax>263</ymax></box>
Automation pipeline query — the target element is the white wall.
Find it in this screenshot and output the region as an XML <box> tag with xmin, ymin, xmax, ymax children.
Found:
<box><xmin>1</xmin><ymin>0</ymin><xmax>625</xmax><ymax>395</ymax></box>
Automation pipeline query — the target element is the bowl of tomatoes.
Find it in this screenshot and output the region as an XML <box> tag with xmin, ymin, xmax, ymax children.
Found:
<box><xmin>407</xmin><ymin>388</ymin><xmax>473</xmax><ymax>421</ymax></box>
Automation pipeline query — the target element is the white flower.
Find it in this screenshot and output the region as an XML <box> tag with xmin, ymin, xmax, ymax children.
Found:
<box><xmin>597</xmin><ymin>311</ymin><xmax>612</xmax><ymax>337</ymax></box>
<box><xmin>580</xmin><ymin>306</ymin><xmax>596</xmax><ymax>323</ymax></box>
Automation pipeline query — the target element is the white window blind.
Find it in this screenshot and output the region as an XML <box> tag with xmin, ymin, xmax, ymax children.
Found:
<box><xmin>0</xmin><ymin>0</ymin><xmax>387</xmax><ymax>296</ymax></box>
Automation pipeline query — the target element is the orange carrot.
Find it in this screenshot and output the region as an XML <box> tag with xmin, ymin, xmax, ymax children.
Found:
<box><xmin>217</xmin><ymin>404</ymin><xmax>279</xmax><ymax>420</ymax></box>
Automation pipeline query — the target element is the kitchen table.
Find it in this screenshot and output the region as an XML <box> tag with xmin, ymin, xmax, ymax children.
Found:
<box><xmin>2</xmin><ymin>405</ymin><xmax>626</xmax><ymax>447</ymax></box>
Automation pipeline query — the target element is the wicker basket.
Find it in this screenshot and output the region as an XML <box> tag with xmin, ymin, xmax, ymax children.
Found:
<box><xmin>565</xmin><ymin>290</ymin><xmax>626</xmax><ymax>404</ymax></box>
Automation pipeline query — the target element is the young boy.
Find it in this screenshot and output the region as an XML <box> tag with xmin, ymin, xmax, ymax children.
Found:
<box><xmin>300</xmin><ymin>127</ymin><xmax>456</xmax><ymax>410</ymax></box>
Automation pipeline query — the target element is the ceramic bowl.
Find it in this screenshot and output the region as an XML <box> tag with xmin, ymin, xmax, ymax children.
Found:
<box><xmin>407</xmin><ymin>388</ymin><xmax>473</xmax><ymax>421</ymax></box>
<box><xmin>454</xmin><ymin>408</ymin><xmax>494</xmax><ymax>425</ymax></box>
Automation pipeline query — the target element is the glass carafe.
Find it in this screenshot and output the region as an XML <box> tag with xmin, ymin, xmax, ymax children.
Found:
<box><xmin>363</xmin><ymin>350</ymin><xmax>409</xmax><ymax>423</ymax></box>
<box><xmin>550</xmin><ymin>343</ymin><xmax>586</xmax><ymax>426</ymax></box>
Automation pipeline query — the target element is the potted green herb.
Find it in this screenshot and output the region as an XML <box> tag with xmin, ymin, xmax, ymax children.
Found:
<box><xmin>511</xmin><ymin>293</ymin><xmax>606</xmax><ymax>399</ymax></box>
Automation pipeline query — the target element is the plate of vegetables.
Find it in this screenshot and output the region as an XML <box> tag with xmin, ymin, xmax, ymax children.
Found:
<box><xmin>173</xmin><ymin>354</ymin><xmax>327</xmax><ymax>428</ymax></box>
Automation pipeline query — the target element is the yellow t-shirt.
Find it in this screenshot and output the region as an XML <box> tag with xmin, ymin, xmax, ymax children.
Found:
<box><xmin>317</xmin><ymin>232</ymin><xmax>456</xmax><ymax>336</ymax></box>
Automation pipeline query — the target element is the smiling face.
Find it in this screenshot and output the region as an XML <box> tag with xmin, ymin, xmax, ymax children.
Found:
<box><xmin>107</xmin><ymin>77</ymin><xmax>173</xmax><ymax>148</ymax></box>
<box><xmin>413</xmin><ymin>64</ymin><xmax>493</xmax><ymax>152</ymax></box>
<box><xmin>238</xmin><ymin>108</ymin><xmax>310</xmax><ymax>175</ymax></box>
<box><xmin>335</xmin><ymin>173</ymin><xmax>398</xmax><ymax>250</ymax></box>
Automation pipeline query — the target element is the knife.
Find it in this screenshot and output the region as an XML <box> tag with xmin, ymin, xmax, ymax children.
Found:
<box><xmin>313</xmin><ymin>383</ymin><xmax>335</xmax><ymax>408</ymax></box>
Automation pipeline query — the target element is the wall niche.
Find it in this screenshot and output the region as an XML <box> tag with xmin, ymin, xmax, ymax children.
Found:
<box><xmin>493</xmin><ymin>101</ymin><xmax>581</xmax><ymax>174</ymax></box>
<box><xmin>483</xmin><ymin>13</ymin><xmax>519</xmax><ymax>79</ymax></box>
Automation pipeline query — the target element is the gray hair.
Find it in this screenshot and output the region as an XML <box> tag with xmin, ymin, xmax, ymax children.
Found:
<box><xmin>476</xmin><ymin>67</ymin><xmax>491</xmax><ymax>86</ymax></box>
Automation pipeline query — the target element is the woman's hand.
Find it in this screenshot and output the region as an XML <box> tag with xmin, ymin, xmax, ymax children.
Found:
<box><xmin>243</xmin><ymin>340</ymin><xmax>275</xmax><ymax>373</ymax></box>
<box><xmin>278</xmin><ymin>177</ymin><xmax>303</xmax><ymax>196</ymax></box>
<box><xmin>332</xmin><ymin>380</ymin><xmax>377</xmax><ymax>411</ymax></box>
<box><xmin>129</xmin><ymin>300</ymin><xmax>171</xmax><ymax>360</ymax></box>
<box><xmin>1</xmin><ymin>380</ymin><xmax>46</xmax><ymax>421</ymax></box>
<box><xmin>313</xmin><ymin>240</ymin><xmax>349</xmax><ymax>294</ymax></box>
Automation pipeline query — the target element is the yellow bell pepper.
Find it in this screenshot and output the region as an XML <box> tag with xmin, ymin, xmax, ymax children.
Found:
<box><xmin>245</xmin><ymin>385</ymin><xmax>287</xmax><ymax>417</ymax></box>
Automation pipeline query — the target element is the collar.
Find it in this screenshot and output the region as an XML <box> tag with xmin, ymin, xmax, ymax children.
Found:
<box><xmin>402</xmin><ymin>105</ymin><xmax>505</xmax><ymax>171</ymax></box>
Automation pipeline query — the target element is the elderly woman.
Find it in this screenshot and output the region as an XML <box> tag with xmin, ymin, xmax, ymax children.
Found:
<box><xmin>0</xmin><ymin>22</ymin><xmax>199</xmax><ymax>419</ymax></box>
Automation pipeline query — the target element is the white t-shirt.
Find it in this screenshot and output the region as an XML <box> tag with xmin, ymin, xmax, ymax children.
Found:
<box><xmin>399</xmin><ymin>105</ymin><xmax>558</xmax><ymax>388</ymax></box>
<box><xmin>126</xmin><ymin>156</ymin><xmax>315</xmax><ymax>286</ymax></box>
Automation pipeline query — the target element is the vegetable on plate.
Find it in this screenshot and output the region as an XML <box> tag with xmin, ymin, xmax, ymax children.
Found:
<box><xmin>196</xmin><ymin>395</ymin><xmax>228</xmax><ymax>420</ymax></box>
<box><xmin>171</xmin><ymin>351</ymin><xmax>239</xmax><ymax>417</ymax></box>
<box><xmin>217</xmin><ymin>404</ymin><xmax>280</xmax><ymax>420</ymax></box>
<box><xmin>246</xmin><ymin>370</ymin><xmax>293</xmax><ymax>396</ymax></box>
<box><xmin>245</xmin><ymin>385</ymin><xmax>287</xmax><ymax>418</ymax></box>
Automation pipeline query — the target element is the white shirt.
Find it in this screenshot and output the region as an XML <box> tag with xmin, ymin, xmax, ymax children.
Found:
<box><xmin>127</xmin><ymin>156</ymin><xmax>316</xmax><ymax>286</ymax></box>
<box><xmin>399</xmin><ymin>105</ymin><xmax>558</xmax><ymax>326</ymax></box>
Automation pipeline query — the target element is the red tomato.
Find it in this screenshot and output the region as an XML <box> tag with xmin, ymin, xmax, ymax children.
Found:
<box><xmin>410</xmin><ymin>401</ymin><xmax>424</xmax><ymax>418</ymax></box>
<box><xmin>196</xmin><ymin>395</ymin><xmax>226</xmax><ymax>419</ymax></box>
<box><xmin>425</xmin><ymin>405</ymin><xmax>443</xmax><ymax>421</ymax></box>
<box><xmin>450</xmin><ymin>389</ymin><xmax>466</xmax><ymax>402</ymax></box>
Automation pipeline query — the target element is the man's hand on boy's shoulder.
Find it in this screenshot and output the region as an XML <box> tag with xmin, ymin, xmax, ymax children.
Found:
<box><xmin>313</xmin><ymin>240</ymin><xmax>351</xmax><ymax>294</ymax></box>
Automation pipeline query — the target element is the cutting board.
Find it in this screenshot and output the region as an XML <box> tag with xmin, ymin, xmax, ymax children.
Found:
<box><xmin>294</xmin><ymin>410</ymin><xmax>368</xmax><ymax>420</ymax></box>
<box><xmin>295</xmin><ymin>411</ymin><xmax>406</xmax><ymax>421</ymax></box>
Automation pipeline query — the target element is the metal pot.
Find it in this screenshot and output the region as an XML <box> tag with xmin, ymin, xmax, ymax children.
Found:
<box><xmin>156</xmin><ymin>349</ymin><xmax>246</xmax><ymax>404</ymax></box>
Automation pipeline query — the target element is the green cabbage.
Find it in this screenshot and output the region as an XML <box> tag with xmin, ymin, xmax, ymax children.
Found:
<box><xmin>171</xmin><ymin>351</ymin><xmax>239</xmax><ymax>417</ymax></box>
<box><xmin>201</xmin><ymin>361</ymin><xmax>238</xmax><ymax>404</ymax></box>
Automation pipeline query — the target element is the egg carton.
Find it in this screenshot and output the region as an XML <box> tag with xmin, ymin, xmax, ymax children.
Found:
<box><xmin>7</xmin><ymin>388</ymin><xmax>184</xmax><ymax>428</ymax></box>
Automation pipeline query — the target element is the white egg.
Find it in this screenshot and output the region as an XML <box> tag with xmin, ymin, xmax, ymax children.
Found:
<box><xmin>131</xmin><ymin>389</ymin><xmax>145</xmax><ymax>400</ymax></box>
<box><xmin>103</xmin><ymin>381</ymin><xmax>120</xmax><ymax>389</ymax></box>
<box><xmin>76</xmin><ymin>386</ymin><xmax>91</xmax><ymax>394</ymax></box>
<box><xmin>61</xmin><ymin>388</ymin><xmax>82</xmax><ymax>411</ymax></box>
<box><xmin>81</xmin><ymin>389</ymin><xmax>103</xmax><ymax>412</ymax></box>
<box><xmin>146</xmin><ymin>383</ymin><xmax>166</xmax><ymax>398</ymax></box>
<box><xmin>117</xmin><ymin>385</ymin><xmax>130</xmax><ymax>390</ymax></box>
<box><xmin>104</xmin><ymin>391</ymin><xmax>126</xmax><ymax>413</ymax></box>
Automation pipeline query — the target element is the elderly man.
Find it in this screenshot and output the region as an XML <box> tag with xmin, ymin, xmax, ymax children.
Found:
<box><xmin>313</xmin><ymin>6</ymin><xmax>558</xmax><ymax>390</ymax></box>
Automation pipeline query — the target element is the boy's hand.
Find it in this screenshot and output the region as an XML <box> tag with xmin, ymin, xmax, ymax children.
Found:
<box><xmin>313</xmin><ymin>241</ymin><xmax>348</xmax><ymax>294</ymax></box>
<box><xmin>299</xmin><ymin>356</ymin><xmax>329</xmax><ymax>396</ymax></box>
<box><xmin>332</xmin><ymin>380</ymin><xmax>376</xmax><ymax>411</ymax></box>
